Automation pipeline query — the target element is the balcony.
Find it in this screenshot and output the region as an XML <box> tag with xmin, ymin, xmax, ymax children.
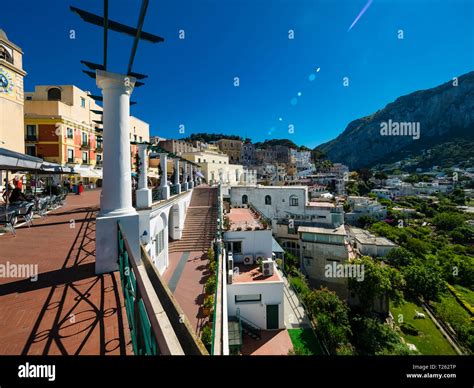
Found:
<box><xmin>25</xmin><ymin>135</ymin><xmax>37</xmax><ymax>142</ymax></box>
<box><xmin>67</xmin><ymin>158</ymin><xmax>74</xmax><ymax>164</ymax></box>
<box><xmin>81</xmin><ymin>142</ymin><xmax>90</xmax><ymax>150</ymax></box>
<box><xmin>95</xmin><ymin>145</ymin><xmax>103</xmax><ymax>152</ymax></box>
<box><xmin>96</xmin><ymin>160</ymin><xmax>103</xmax><ymax>167</ymax></box>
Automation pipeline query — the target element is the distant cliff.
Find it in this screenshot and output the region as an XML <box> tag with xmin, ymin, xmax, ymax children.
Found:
<box><xmin>315</xmin><ymin>72</ymin><xmax>474</xmax><ymax>169</ymax></box>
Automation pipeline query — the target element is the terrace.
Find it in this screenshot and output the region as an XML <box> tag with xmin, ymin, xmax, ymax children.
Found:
<box><xmin>232</xmin><ymin>263</ymin><xmax>281</xmax><ymax>283</ymax></box>
<box><xmin>225</xmin><ymin>207</ymin><xmax>268</xmax><ymax>231</ymax></box>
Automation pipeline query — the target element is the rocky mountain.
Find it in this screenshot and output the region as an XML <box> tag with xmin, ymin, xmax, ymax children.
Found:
<box><xmin>315</xmin><ymin>71</ymin><xmax>474</xmax><ymax>170</ymax></box>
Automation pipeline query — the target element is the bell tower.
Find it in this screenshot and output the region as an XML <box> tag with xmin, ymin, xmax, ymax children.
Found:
<box><xmin>0</xmin><ymin>28</ymin><xmax>26</xmax><ymax>153</ymax></box>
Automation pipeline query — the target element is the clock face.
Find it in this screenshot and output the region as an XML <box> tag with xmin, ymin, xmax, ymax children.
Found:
<box><xmin>0</xmin><ymin>67</ymin><xmax>14</xmax><ymax>94</ymax></box>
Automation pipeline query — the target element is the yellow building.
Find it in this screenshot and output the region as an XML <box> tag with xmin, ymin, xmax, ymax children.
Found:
<box><xmin>0</xmin><ymin>28</ymin><xmax>26</xmax><ymax>153</ymax></box>
<box><xmin>181</xmin><ymin>150</ymin><xmax>244</xmax><ymax>185</ymax></box>
<box><xmin>216</xmin><ymin>139</ymin><xmax>242</xmax><ymax>164</ymax></box>
<box><xmin>24</xmin><ymin>85</ymin><xmax>149</xmax><ymax>178</ymax></box>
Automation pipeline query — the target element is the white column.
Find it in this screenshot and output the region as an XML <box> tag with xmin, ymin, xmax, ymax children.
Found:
<box><xmin>188</xmin><ymin>164</ymin><xmax>194</xmax><ymax>189</ymax></box>
<box><xmin>183</xmin><ymin>161</ymin><xmax>188</xmax><ymax>191</ymax></box>
<box><xmin>160</xmin><ymin>153</ymin><xmax>170</xmax><ymax>199</ymax></box>
<box><xmin>174</xmin><ymin>158</ymin><xmax>181</xmax><ymax>194</ymax></box>
<box><xmin>95</xmin><ymin>70</ymin><xmax>140</xmax><ymax>274</ymax></box>
<box><xmin>136</xmin><ymin>143</ymin><xmax>152</xmax><ymax>208</ymax></box>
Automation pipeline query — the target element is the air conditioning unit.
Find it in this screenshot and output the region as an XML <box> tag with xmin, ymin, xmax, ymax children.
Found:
<box><xmin>227</xmin><ymin>252</ymin><xmax>234</xmax><ymax>271</ymax></box>
<box><xmin>227</xmin><ymin>269</ymin><xmax>233</xmax><ymax>284</ymax></box>
<box><xmin>243</xmin><ymin>254</ymin><xmax>254</xmax><ymax>265</ymax></box>
<box><xmin>261</xmin><ymin>259</ymin><xmax>274</xmax><ymax>276</ymax></box>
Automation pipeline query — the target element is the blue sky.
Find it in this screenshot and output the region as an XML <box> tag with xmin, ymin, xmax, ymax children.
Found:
<box><xmin>2</xmin><ymin>0</ymin><xmax>473</xmax><ymax>148</ymax></box>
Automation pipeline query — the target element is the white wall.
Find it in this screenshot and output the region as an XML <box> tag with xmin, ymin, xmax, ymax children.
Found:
<box><xmin>223</xmin><ymin>229</ymin><xmax>273</xmax><ymax>263</ymax></box>
<box><xmin>227</xmin><ymin>281</ymin><xmax>285</xmax><ymax>330</ymax></box>
<box><xmin>138</xmin><ymin>190</ymin><xmax>192</xmax><ymax>275</ymax></box>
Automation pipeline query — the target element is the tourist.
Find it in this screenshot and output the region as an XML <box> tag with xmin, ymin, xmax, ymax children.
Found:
<box><xmin>77</xmin><ymin>181</ymin><xmax>84</xmax><ymax>195</ymax></box>
<box><xmin>8</xmin><ymin>187</ymin><xmax>27</xmax><ymax>203</ymax></box>
<box><xmin>13</xmin><ymin>176</ymin><xmax>23</xmax><ymax>190</ymax></box>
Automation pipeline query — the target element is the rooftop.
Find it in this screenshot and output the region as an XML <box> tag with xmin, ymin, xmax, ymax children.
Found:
<box><xmin>307</xmin><ymin>201</ymin><xmax>335</xmax><ymax>208</ymax></box>
<box><xmin>232</xmin><ymin>264</ymin><xmax>281</xmax><ymax>283</ymax></box>
<box><xmin>298</xmin><ymin>224</ymin><xmax>346</xmax><ymax>236</ymax></box>
<box><xmin>226</xmin><ymin>208</ymin><xmax>265</xmax><ymax>231</ymax></box>
<box><xmin>350</xmin><ymin>227</ymin><xmax>397</xmax><ymax>247</ymax></box>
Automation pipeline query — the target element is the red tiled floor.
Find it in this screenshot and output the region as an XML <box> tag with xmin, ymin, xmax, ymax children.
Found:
<box><xmin>0</xmin><ymin>190</ymin><xmax>132</xmax><ymax>355</ymax></box>
<box><xmin>241</xmin><ymin>330</ymin><xmax>293</xmax><ymax>355</ymax></box>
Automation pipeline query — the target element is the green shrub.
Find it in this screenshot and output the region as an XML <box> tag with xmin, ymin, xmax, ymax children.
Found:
<box><xmin>201</xmin><ymin>326</ymin><xmax>212</xmax><ymax>346</ymax></box>
<box><xmin>205</xmin><ymin>277</ymin><xmax>216</xmax><ymax>294</ymax></box>
<box><xmin>400</xmin><ymin>322</ymin><xmax>419</xmax><ymax>336</ymax></box>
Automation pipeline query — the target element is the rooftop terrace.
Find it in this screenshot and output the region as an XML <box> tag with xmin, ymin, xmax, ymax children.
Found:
<box><xmin>225</xmin><ymin>208</ymin><xmax>266</xmax><ymax>231</ymax></box>
<box><xmin>232</xmin><ymin>264</ymin><xmax>281</xmax><ymax>283</ymax></box>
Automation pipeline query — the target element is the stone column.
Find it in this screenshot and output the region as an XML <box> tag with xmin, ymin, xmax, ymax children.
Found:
<box><xmin>95</xmin><ymin>70</ymin><xmax>140</xmax><ymax>274</ymax></box>
<box><xmin>136</xmin><ymin>143</ymin><xmax>151</xmax><ymax>208</ymax></box>
<box><xmin>160</xmin><ymin>153</ymin><xmax>170</xmax><ymax>199</ymax></box>
<box><xmin>174</xmin><ymin>158</ymin><xmax>181</xmax><ymax>194</ymax></box>
<box><xmin>183</xmin><ymin>161</ymin><xmax>189</xmax><ymax>191</ymax></box>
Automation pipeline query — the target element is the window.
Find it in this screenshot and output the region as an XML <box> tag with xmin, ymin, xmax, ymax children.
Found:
<box><xmin>0</xmin><ymin>44</ymin><xmax>13</xmax><ymax>64</ymax></box>
<box><xmin>47</xmin><ymin>87</ymin><xmax>61</xmax><ymax>101</ymax></box>
<box><xmin>26</xmin><ymin>96</ymin><xmax>32</xmax><ymax>101</ymax></box>
<box><xmin>155</xmin><ymin>229</ymin><xmax>165</xmax><ymax>256</ymax></box>
<box><xmin>134</xmin><ymin>135</ymin><xmax>137</xmax><ymax>142</ymax></box>
<box><xmin>67</xmin><ymin>127</ymin><xmax>74</xmax><ymax>139</ymax></box>
<box><xmin>290</xmin><ymin>195</ymin><xmax>298</xmax><ymax>206</ymax></box>
<box><xmin>26</xmin><ymin>125</ymin><xmax>36</xmax><ymax>140</ymax></box>
<box><xmin>265</xmin><ymin>195</ymin><xmax>272</xmax><ymax>205</ymax></box>
<box><xmin>67</xmin><ymin>149</ymin><xmax>74</xmax><ymax>163</ymax></box>
<box><xmin>82</xmin><ymin>132</ymin><xmax>88</xmax><ymax>145</ymax></box>
<box><xmin>82</xmin><ymin>151</ymin><xmax>88</xmax><ymax>164</ymax></box>
<box><xmin>96</xmin><ymin>154</ymin><xmax>102</xmax><ymax>163</ymax></box>
<box><xmin>80</xmin><ymin>97</ymin><xmax>86</xmax><ymax>108</ymax></box>
<box><xmin>304</xmin><ymin>257</ymin><xmax>313</xmax><ymax>267</ymax></box>
<box><xmin>225</xmin><ymin>241</ymin><xmax>242</xmax><ymax>254</ymax></box>
<box><xmin>26</xmin><ymin>145</ymin><xmax>36</xmax><ymax>157</ymax></box>
<box><xmin>235</xmin><ymin>294</ymin><xmax>261</xmax><ymax>303</ymax></box>
<box><xmin>242</xmin><ymin>195</ymin><xmax>248</xmax><ymax>205</ymax></box>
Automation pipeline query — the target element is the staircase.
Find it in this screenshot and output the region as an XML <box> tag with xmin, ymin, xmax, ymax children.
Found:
<box><xmin>238</xmin><ymin>314</ymin><xmax>261</xmax><ymax>340</ymax></box>
<box><xmin>168</xmin><ymin>186</ymin><xmax>218</xmax><ymax>253</ymax></box>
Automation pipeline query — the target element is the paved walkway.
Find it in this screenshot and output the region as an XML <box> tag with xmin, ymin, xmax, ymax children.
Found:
<box><xmin>278</xmin><ymin>269</ymin><xmax>311</xmax><ymax>329</ymax></box>
<box><xmin>0</xmin><ymin>190</ymin><xmax>131</xmax><ymax>355</ymax></box>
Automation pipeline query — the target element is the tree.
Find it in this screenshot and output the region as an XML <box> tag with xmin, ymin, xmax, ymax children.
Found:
<box><xmin>385</xmin><ymin>247</ymin><xmax>415</xmax><ymax>268</ymax></box>
<box><xmin>350</xmin><ymin>315</ymin><xmax>411</xmax><ymax>355</ymax></box>
<box><xmin>402</xmin><ymin>260</ymin><xmax>445</xmax><ymax>301</ymax></box>
<box><xmin>433</xmin><ymin>212</ymin><xmax>465</xmax><ymax>231</ymax></box>
<box><xmin>349</xmin><ymin>256</ymin><xmax>405</xmax><ymax>312</ymax></box>
<box><xmin>305</xmin><ymin>288</ymin><xmax>352</xmax><ymax>353</ymax></box>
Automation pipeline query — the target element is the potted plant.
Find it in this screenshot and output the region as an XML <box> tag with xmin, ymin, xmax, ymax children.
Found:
<box><xmin>203</xmin><ymin>294</ymin><xmax>214</xmax><ymax>317</ymax></box>
<box><xmin>201</xmin><ymin>326</ymin><xmax>212</xmax><ymax>350</ymax></box>
<box><xmin>205</xmin><ymin>276</ymin><xmax>216</xmax><ymax>294</ymax></box>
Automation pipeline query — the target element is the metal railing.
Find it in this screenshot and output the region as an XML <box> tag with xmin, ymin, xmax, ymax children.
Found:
<box><xmin>117</xmin><ymin>222</ymin><xmax>160</xmax><ymax>355</ymax></box>
<box><xmin>249</xmin><ymin>202</ymin><xmax>272</xmax><ymax>228</ymax></box>
<box><xmin>211</xmin><ymin>183</ymin><xmax>223</xmax><ymax>354</ymax></box>
<box><xmin>170</xmin><ymin>184</ymin><xmax>179</xmax><ymax>196</ymax></box>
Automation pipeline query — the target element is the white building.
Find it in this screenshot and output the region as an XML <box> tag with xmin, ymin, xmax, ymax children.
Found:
<box><xmin>230</xmin><ymin>185</ymin><xmax>344</xmax><ymax>231</ymax></box>
<box><xmin>224</xmin><ymin>206</ymin><xmax>285</xmax><ymax>330</ymax></box>
<box><xmin>298</xmin><ymin>225</ymin><xmax>352</xmax><ymax>299</ymax></box>
<box><xmin>290</xmin><ymin>149</ymin><xmax>313</xmax><ymax>170</ymax></box>
<box><xmin>345</xmin><ymin>196</ymin><xmax>387</xmax><ymax>224</ymax></box>
<box><xmin>348</xmin><ymin>227</ymin><xmax>397</xmax><ymax>258</ymax></box>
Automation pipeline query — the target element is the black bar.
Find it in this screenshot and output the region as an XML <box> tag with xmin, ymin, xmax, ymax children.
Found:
<box><xmin>70</xmin><ymin>6</ymin><xmax>164</xmax><ymax>43</ymax></box>
<box><xmin>127</xmin><ymin>0</ymin><xmax>150</xmax><ymax>74</ymax></box>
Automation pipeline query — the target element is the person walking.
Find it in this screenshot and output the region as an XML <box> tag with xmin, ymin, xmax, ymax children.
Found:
<box><xmin>77</xmin><ymin>181</ymin><xmax>84</xmax><ymax>195</ymax></box>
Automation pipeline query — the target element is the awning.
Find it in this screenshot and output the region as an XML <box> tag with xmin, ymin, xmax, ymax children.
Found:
<box><xmin>272</xmin><ymin>237</ymin><xmax>284</xmax><ymax>253</ymax></box>
<box><xmin>0</xmin><ymin>147</ymin><xmax>43</xmax><ymax>171</ymax></box>
<box><xmin>196</xmin><ymin>171</ymin><xmax>205</xmax><ymax>178</ymax></box>
<box><xmin>74</xmin><ymin>165</ymin><xmax>103</xmax><ymax>178</ymax></box>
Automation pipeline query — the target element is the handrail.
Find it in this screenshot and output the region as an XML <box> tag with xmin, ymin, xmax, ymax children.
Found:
<box><xmin>117</xmin><ymin>222</ymin><xmax>162</xmax><ymax>355</ymax></box>
<box><xmin>236</xmin><ymin>309</ymin><xmax>261</xmax><ymax>332</ymax></box>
